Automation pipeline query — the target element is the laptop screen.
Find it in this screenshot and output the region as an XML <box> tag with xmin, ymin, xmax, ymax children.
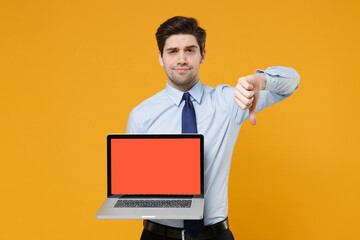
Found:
<box><xmin>108</xmin><ymin>135</ymin><xmax>203</xmax><ymax>196</ymax></box>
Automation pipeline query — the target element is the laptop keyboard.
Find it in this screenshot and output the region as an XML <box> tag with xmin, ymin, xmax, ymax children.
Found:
<box><xmin>114</xmin><ymin>199</ymin><xmax>192</xmax><ymax>208</ymax></box>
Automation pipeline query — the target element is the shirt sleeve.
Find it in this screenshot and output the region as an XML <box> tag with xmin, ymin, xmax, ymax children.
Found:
<box><xmin>126</xmin><ymin>109</ymin><xmax>142</xmax><ymax>133</ymax></box>
<box><xmin>232</xmin><ymin>66</ymin><xmax>300</xmax><ymax>124</ymax></box>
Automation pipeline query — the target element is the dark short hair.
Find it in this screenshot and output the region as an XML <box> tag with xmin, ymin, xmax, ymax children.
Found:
<box><xmin>155</xmin><ymin>16</ymin><xmax>206</xmax><ymax>56</ymax></box>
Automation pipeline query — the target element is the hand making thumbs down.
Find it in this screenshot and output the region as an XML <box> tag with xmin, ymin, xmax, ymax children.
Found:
<box><xmin>233</xmin><ymin>73</ymin><xmax>267</xmax><ymax>125</ymax></box>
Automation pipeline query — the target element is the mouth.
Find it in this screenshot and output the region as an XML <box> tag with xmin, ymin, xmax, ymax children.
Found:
<box><xmin>173</xmin><ymin>67</ymin><xmax>191</xmax><ymax>73</ymax></box>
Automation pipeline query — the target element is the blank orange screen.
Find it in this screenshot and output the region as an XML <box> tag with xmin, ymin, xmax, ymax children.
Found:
<box><xmin>111</xmin><ymin>138</ymin><xmax>201</xmax><ymax>195</ymax></box>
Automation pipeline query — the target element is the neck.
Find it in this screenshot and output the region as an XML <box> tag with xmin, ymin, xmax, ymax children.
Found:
<box><xmin>167</xmin><ymin>79</ymin><xmax>199</xmax><ymax>92</ymax></box>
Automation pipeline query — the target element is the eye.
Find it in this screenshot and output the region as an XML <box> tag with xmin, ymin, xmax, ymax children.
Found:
<box><xmin>167</xmin><ymin>49</ymin><xmax>178</xmax><ymax>54</ymax></box>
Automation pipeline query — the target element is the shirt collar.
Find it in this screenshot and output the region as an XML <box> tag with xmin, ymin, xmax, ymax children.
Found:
<box><xmin>165</xmin><ymin>80</ymin><xmax>204</xmax><ymax>107</ymax></box>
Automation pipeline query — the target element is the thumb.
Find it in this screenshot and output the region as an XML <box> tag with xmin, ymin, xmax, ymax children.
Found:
<box><xmin>249</xmin><ymin>92</ymin><xmax>259</xmax><ymax>126</ymax></box>
<box><xmin>249</xmin><ymin>105</ymin><xmax>257</xmax><ymax>126</ymax></box>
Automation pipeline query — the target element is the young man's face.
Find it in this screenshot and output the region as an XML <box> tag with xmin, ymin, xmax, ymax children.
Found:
<box><xmin>159</xmin><ymin>34</ymin><xmax>206</xmax><ymax>92</ymax></box>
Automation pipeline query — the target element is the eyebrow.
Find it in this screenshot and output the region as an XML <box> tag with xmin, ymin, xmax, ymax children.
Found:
<box><xmin>165</xmin><ymin>45</ymin><xmax>199</xmax><ymax>51</ymax></box>
<box><xmin>185</xmin><ymin>45</ymin><xmax>199</xmax><ymax>49</ymax></box>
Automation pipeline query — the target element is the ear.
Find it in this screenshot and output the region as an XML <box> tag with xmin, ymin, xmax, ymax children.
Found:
<box><xmin>159</xmin><ymin>52</ymin><xmax>164</xmax><ymax>66</ymax></box>
<box><xmin>200</xmin><ymin>49</ymin><xmax>206</xmax><ymax>64</ymax></box>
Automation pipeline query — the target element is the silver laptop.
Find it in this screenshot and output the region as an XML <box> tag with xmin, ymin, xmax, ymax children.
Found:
<box><xmin>95</xmin><ymin>134</ymin><xmax>204</xmax><ymax>220</ymax></box>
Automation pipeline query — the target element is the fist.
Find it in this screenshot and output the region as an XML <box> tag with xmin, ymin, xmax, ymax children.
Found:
<box><xmin>234</xmin><ymin>73</ymin><xmax>267</xmax><ymax>125</ymax></box>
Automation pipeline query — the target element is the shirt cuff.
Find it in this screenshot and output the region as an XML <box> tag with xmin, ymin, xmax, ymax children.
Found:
<box><xmin>256</xmin><ymin>66</ymin><xmax>292</xmax><ymax>92</ymax></box>
<box><xmin>255</xmin><ymin>69</ymin><xmax>276</xmax><ymax>92</ymax></box>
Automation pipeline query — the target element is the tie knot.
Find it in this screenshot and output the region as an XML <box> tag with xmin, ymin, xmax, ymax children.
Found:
<box><xmin>183</xmin><ymin>92</ymin><xmax>191</xmax><ymax>101</ymax></box>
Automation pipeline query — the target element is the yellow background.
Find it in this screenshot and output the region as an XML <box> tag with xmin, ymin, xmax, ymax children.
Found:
<box><xmin>1</xmin><ymin>0</ymin><xmax>359</xmax><ymax>239</ymax></box>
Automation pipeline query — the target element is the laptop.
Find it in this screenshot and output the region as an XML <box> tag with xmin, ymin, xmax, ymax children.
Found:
<box><xmin>95</xmin><ymin>134</ymin><xmax>204</xmax><ymax>220</ymax></box>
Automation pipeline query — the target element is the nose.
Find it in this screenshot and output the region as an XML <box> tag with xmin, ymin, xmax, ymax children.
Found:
<box><xmin>177</xmin><ymin>51</ymin><xmax>187</xmax><ymax>65</ymax></box>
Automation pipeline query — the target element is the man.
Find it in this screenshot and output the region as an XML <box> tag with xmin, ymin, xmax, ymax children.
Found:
<box><xmin>127</xmin><ymin>16</ymin><xmax>300</xmax><ymax>240</ymax></box>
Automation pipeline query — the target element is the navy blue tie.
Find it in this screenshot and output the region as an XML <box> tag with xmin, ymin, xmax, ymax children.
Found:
<box><xmin>182</xmin><ymin>92</ymin><xmax>198</xmax><ymax>133</ymax></box>
<box><xmin>182</xmin><ymin>92</ymin><xmax>204</xmax><ymax>238</ymax></box>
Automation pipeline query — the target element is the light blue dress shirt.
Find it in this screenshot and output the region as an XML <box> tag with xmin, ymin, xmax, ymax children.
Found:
<box><xmin>126</xmin><ymin>66</ymin><xmax>300</xmax><ymax>228</ymax></box>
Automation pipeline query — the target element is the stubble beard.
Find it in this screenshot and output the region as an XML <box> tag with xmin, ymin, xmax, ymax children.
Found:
<box><xmin>168</xmin><ymin>74</ymin><xmax>198</xmax><ymax>87</ymax></box>
<box><xmin>166</xmin><ymin>66</ymin><xmax>199</xmax><ymax>90</ymax></box>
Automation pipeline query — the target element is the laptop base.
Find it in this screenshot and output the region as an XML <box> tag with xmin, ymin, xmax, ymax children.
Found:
<box><xmin>96</xmin><ymin>198</ymin><xmax>204</xmax><ymax>220</ymax></box>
